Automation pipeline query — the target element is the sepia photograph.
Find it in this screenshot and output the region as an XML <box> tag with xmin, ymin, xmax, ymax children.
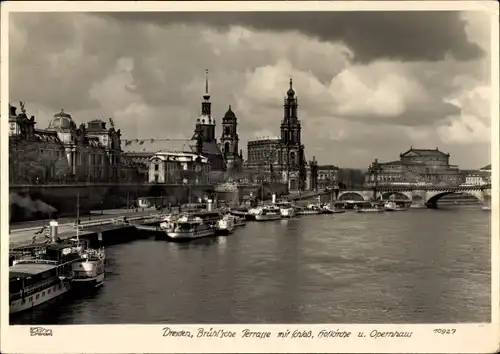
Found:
<box><xmin>1</xmin><ymin>1</ymin><xmax>498</xmax><ymax>353</ymax></box>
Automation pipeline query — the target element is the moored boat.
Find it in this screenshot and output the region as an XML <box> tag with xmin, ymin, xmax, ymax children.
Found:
<box><xmin>216</xmin><ymin>214</ymin><xmax>236</xmax><ymax>235</ymax></box>
<box><xmin>384</xmin><ymin>201</ymin><xmax>408</xmax><ymax>212</ymax></box>
<box><xmin>255</xmin><ymin>205</ymin><xmax>282</xmax><ymax>221</ymax></box>
<box><xmin>276</xmin><ymin>201</ymin><xmax>296</xmax><ymax>218</ymax></box>
<box><xmin>320</xmin><ymin>204</ymin><xmax>334</xmax><ymax>214</ymax></box>
<box><xmin>229</xmin><ymin>207</ymin><xmax>252</xmax><ymax>220</ymax></box>
<box><xmin>296</xmin><ymin>204</ymin><xmax>322</xmax><ymax>216</ymax></box>
<box><xmin>165</xmin><ymin>214</ymin><xmax>215</xmax><ymax>241</ymax></box>
<box><xmin>354</xmin><ymin>203</ymin><xmax>384</xmax><ymax>213</ymax></box>
<box><xmin>233</xmin><ymin>216</ymin><xmax>246</xmax><ymax>227</ymax></box>
<box><xmin>70</xmin><ymin>238</ymin><xmax>106</xmax><ymax>289</ymax></box>
<box><xmin>9</xmin><ymin>242</ymin><xmax>82</xmax><ymax>314</ymax></box>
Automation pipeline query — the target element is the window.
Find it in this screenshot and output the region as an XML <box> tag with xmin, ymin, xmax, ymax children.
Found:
<box><xmin>225</xmin><ymin>126</ymin><xmax>231</xmax><ymax>135</ymax></box>
<box><xmin>155</xmin><ymin>164</ymin><xmax>159</xmax><ymax>171</ymax></box>
<box><xmin>29</xmin><ymin>296</ymin><xmax>33</xmax><ymax>302</ymax></box>
<box><xmin>36</xmin><ymin>294</ymin><xmax>40</xmax><ymax>299</ymax></box>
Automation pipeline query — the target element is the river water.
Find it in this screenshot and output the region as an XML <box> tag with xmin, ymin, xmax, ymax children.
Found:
<box><xmin>11</xmin><ymin>206</ymin><xmax>491</xmax><ymax>324</ymax></box>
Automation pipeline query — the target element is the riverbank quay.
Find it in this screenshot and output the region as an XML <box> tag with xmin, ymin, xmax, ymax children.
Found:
<box><xmin>9</xmin><ymin>210</ymin><xmax>165</xmax><ymax>250</ymax></box>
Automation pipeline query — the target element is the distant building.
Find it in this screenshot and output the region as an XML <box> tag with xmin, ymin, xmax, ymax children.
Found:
<box><xmin>317</xmin><ymin>165</ymin><xmax>339</xmax><ymax>190</ymax></box>
<box><xmin>246</xmin><ymin>79</ymin><xmax>307</xmax><ymax>191</ymax></box>
<box><xmin>148</xmin><ymin>151</ymin><xmax>210</xmax><ymax>184</ymax></box>
<box><xmin>8</xmin><ymin>103</ymin><xmax>138</xmax><ymax>185</ymax></box>
<box><xmin>365</xmin><ymin>147</ymin><xmax>463</xmax><ymax>186</ymax></box>
<box><xmin>121</xmin><ymin>139</ymin><xmax>194</xmax><ymax>182</ymax></box>
<box><xmin>460</xmin><ymin>165</ymin><xmax>491</xmax><ymax>186</ymax></box>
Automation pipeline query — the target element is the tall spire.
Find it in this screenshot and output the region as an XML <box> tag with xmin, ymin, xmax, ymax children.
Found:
<box><xmin>287</xmin><ymin>76</ymin><xmax>295</xmax><ymax>98</ymax></box>
<box><xmin>203</xmin><ymin>69</ymin><xmax>210</xmax><ymax>100</ymax></box>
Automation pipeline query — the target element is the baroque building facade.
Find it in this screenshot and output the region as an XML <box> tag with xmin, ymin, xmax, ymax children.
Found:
<box><xmin>148</xmin><ymin>151</ymin><xmax>210</xmax><ymax>184</ymax></box>
<box><xmin>122</xmin><ymin>70</ymin><xmax>241</xmax><ymax>184</ymax></box>
<box><xmin>365</xmin><ymin>147</ymin><xmax>464</xmax><ymax>186</ymax></box>
<box><xmin>246</xmin><ymin>79</ymin><xmax>307</xmax><ymax>191</ymax></box>
<box><xmin>8</xmin><ymin>103</ymin><xmax>138</xmax><ymax>185</ymax></box>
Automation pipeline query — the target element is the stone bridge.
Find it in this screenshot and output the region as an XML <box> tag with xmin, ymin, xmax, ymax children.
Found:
<box><xmin>289</xmin><ymin>185</ymin><xmax>491</xmax><ymax>208</ymax></box>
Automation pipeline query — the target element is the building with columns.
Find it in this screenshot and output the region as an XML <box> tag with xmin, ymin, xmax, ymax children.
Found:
<box><xmin>8</xmin><ymin>103</ymin><xmax>138</xmax><ymax>185</ymax></box>
<box><xmin>246</xmin><ymin>79</ymin><xmax>308</xmax><ymax>191</ymax></box>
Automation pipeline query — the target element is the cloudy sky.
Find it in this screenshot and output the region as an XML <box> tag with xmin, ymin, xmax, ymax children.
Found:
<box><xmin>9</xmin><ymin>9</ymin><xmax>492</xmax><ymax>168</ymax></box>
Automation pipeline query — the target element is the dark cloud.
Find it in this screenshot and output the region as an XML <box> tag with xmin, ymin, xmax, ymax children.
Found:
<box><xmin>101</xmin><ymin>11</ymin><xmax>484</xmax><ymax>63</ymax></box>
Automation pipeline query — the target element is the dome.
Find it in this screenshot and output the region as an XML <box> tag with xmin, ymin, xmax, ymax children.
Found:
<box><xmin>47</xmin><ymin>109</ymin><xmax>76</xmax><ymax>131</ymax></box>
<box><xmin>224</xmin><ymin>105</ymin><xmax>236</xmax><ymax>119</ymax></box>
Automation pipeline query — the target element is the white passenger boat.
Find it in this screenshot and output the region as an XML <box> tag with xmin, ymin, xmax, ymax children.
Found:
<box><xmin>165</xmin><ymin>214</ymin><xmax>215</xmax><ymax>240</ymax></box>
<box><xmin>70</xmin><ymin>238</ymin><xmax>106</xmax><ymax>289</ymax></box>
<box><xmin>320</xmin><ymin>204</ymin><xmax>335</xmax><ymax>214</ymax></box>
<box><xmin>159</xmin><ymin>213</ymin><xmax>179</xmax><ymax>230</ymax></box>
<box><xmin>384</xmin><ymin>201</ymin><xmax>408</xmax><ymax>212</ymax></box>
<box><xmin>255</xmin><ymin>206</ymin><xmax>282</xmax><ymax>221</ymax></box>
<box><xmin>355</xmin><ymin>204</ymin><xmax>384</xmax><ymax>213</ymax></box>
<box><xmin>296</xmin><ymin>204</ymin><xmax>322</xmax><ymax>216</ymax></box>
<box><xmin>9</xmin><ymin>242</ymin><xmax>81</xmax><ymax>314</ymax></box>
<box><xmin>276</xmin><ymin>202</ymin><xmax>296</xmax><ymax>218</ymax></box>
<box><xmin>216</xmin><ymin>214</ymin><xmax>236</xmax><ymax>235</ymax></box>
<box><xmin>482</xmin><ymin>205</ymin><xmax>491</xmax><ymax>211</ymax></box>
<box><xmin>247</xmin><ymin>207</ymin><xmax>261</xmax><ymax>220</ymax></box>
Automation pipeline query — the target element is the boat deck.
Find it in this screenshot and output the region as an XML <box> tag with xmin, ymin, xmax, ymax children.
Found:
<box><xmin>10</xmin><ymin>263</ymin><xmax>58</xmax><ymax>278</ymax></box>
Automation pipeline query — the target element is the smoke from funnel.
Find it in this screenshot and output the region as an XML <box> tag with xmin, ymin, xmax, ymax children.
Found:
<box><xmin>10</xmin><ymin>193</ymin><xmax>57</xmax><ymax>214</ymax></box>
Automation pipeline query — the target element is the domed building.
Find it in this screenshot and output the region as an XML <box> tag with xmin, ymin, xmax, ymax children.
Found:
<box><xmin>8</xmin><ymin>103</ymin><xmax>139</xmax><ymax>185</ymax></box>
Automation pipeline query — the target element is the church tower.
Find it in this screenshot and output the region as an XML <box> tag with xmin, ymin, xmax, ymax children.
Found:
<box><xmin>193</xmin><ymin>69</ymin><xmax>216</xmax><ymax>143</ymax></box>
<box><xmin>280</xmin><ymin>78</ymin><xmax>306</xmax><ymax>191</ymax></box>
<box><xmin>220</xmin><ymin>105</ymin><xmax>239</xmax><ymax>158</ymax></box>
<box><xmin>220</xmin><ymin>105</ymin><xmax>241</xmax><ymax>171</ymax></box>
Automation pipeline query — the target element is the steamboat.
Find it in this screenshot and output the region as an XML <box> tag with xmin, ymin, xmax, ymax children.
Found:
<box><xmin>9</xmin><ymin>241</ymin><xmax>81</xmax><ymax>314</ymax></box>
<box><xmin>71</xmin><ymin>238</ymin><xmax>106</xmax><ymax>289</ymax></box>
<box><xmin>254</xmin><ymin>205</ymin><xmax>282</xmax><ymax>221</ymax></box>
<box><xmin>165</xmin><ymin>214</ymin><xmax>216</xmax><ymax>241</ymax></box>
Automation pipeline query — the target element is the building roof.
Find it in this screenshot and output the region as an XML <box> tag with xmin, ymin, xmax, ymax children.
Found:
<box><xmin>248</xmin><ymin>137</ymin><xmax>281</xmax><ymax>145</ymax></box>
<box><xmin>318</xmin><ymin>165</ymin><xmax>339</xmax><ymax>170</ymax></box>
<box><xmin>121</xmin><ymin>138</ymin><xmax>193</xmax><ymax>154</ymax></box>
<box><xmin>400</xmin><ymin>147</ymin><xmax>449</xmax><ymax>158</ymax></box>
<box><xmin>10</xmin><ymin>263</ymin><xmax>57</xmax><ymax>279</ymax></box>
<box><xmin>480</xmin><ymin>164</ymin><xmax>491</xmax><ymax>170</ymax></box>
<box><xmin>223</xmin><ymin>105</ymin><xmax>236</xmax><ymax>120</ymax></box>
<box><xmin>380</xmin><ymin>160</ymin><xmax>402</xmax><ymax>166</ymax></box>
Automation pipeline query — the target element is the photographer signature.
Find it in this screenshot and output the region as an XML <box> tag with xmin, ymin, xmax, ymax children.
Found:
<box><xmin>30</xmin><ymin>327</ymin><xmax>53</xmax><ymax>336</ymax></box>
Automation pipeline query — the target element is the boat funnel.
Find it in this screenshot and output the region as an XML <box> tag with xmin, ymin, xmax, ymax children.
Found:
<box><xmin>49</xmin><ymin>220</ymin><xmax>59</xmax><ymax>243</ymax></box>
<box><xmin>207</xmin><ymin>199</ymin><xmax>213</xmax><ymax>212</ymax></box>
<box><xmin>272</xmin><ymin>193</ymin><xmax>276</xmax><ymax>204</ymax></box>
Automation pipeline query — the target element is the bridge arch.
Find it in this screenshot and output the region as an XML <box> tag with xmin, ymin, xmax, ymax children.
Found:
<box><xmin>338</xmin><ymin>192</ymin><xmax>365</xmax><ymax>201</ymax></box>
<box><xmin>425</xmin><ymin>190</ymin><xmax>484</xmax><ymax>206</ymax></box>
<box><xmin>381</xmin><ymin>192</ymin><xmax>411</xmax><ymax>201</ymax></box>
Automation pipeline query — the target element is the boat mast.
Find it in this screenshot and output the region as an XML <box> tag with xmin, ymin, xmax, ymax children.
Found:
<box><xmin>76</xmin><ymin>192</ymin><xmax>80</xmax><ymax>243</ymax></box>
